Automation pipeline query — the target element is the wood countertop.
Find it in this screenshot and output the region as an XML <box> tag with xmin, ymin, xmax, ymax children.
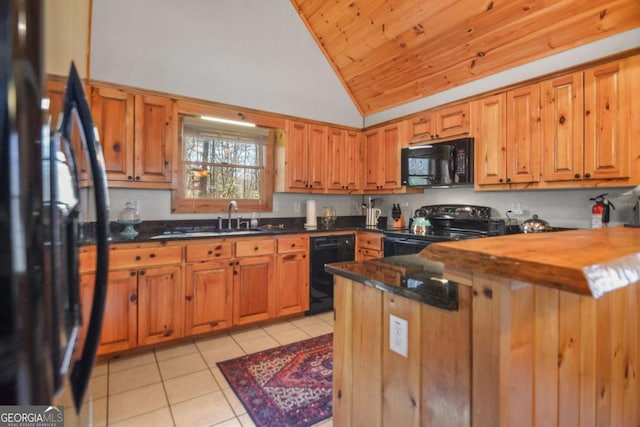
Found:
<box><xmin>421</xmin><ymin>226</ymin><xmax>640</xmax><ymax>298</ymax></box>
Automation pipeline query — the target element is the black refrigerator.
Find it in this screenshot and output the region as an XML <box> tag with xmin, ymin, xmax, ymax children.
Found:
<box><xmin>0</xmin><ymin>0</ymin><xmax>110</xmax><ymax>416</ymax></box>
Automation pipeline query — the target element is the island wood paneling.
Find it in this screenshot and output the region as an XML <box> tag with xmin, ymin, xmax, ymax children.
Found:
<box><xmin>291</xmin><ymin>0</ymin><xmax>640</xmax><ymax>114</ymax></box>
<box><xmin>332</xmin><ymin>276</ymin><xmax>471</xmax><ymax>426</ymax></box>
<box><xmin>471</xmin><ymin>272</ymin><xmax>640</xmax><ymax>427</ymax></box>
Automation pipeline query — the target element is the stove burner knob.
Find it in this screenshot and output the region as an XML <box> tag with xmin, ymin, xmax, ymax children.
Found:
<box><xmin>469</xmin><ymin>209</ymin><xmax>476</xmax><ymax>217</ymax></box>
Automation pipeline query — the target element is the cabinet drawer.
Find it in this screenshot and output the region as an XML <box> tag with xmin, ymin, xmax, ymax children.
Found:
<box><xmin>358</xmin><ymin>232</ymin><xmax>383</xmax><ymax>251</ymax></box>
<box><xmin>235</xmin><ymin>239</ymin><xmax>276</xmax><ymax>257</ymax></box>
<box><xmin>359</xmin><ymin>248</ymin><xmax>383</xmax><ymax>259</ymax></box>
<box><xmin>277</xmin><ymin>235</ymin><xmax>309</xmax><ymax>253</ymax></box>
<box><xmin>78</xmin><ymin>248</ymin><xmax>96</xmax><ymax>273</ymax></box>
<box><xmin>186</xmin><ymin>241</ymin><xmax>234</xmax><ymax>262</ymax></box>
<box><xmin>109</xmin><ymin>246</ymin><xmax>182</xmax><ymax>269</ymax></box>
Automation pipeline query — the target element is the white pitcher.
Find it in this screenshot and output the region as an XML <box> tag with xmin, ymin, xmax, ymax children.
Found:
<box><xmin>366</xmin><ymin>207</ymin><xmax>382</xmax><ymax>227</ymax></box>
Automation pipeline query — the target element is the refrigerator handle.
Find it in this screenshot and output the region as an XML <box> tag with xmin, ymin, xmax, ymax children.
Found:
<box><xmin>63</xmin><ymin>63</ymin><xmax>111</xmax><ymax>411</ymax></box>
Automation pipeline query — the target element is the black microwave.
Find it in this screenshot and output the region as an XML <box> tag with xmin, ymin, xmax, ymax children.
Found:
<box><xmin>401</xmin><ymin>137</ymin><xmax>474</xmax><ymax>187</ymax></box>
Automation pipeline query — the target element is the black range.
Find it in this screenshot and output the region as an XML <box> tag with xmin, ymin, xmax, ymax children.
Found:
<box><xmin>383</xmin><ymin>204</ymin><xmax>506</xmax><ymax>256</ymax></box>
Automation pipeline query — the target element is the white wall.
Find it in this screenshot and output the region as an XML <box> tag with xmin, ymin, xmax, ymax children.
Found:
<box><xmin>90</xmin><ymin>0</ymin><xmax>363</xmax><ymax>128</ymax></box>
<box><xmin>44</xmin><ymin>0</ymin><xmax>90</xmax><ymax>77</ymax></box>
<box><xmin>377</xmin><ymin>186</ymin><xmax>639</xmax><ymax>230</ymax></box>
<box><xmin>80</xmin><ymin>189</ymin><xmax>364</xmax><ymax>223</ymax></box>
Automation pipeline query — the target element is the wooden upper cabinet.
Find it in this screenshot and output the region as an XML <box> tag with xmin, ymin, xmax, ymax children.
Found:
<box><xmin>584</xmin><ymin>60</ymin><xmax>631</xmax><ymax>180</ymax></box>
<box><xmin>308</xmin><ymin>124</ymin><xmax>327</xmax><ymax>189</ymax></box>
<box><xmin>134</xmin><ymin>94</ymin><xmax>175</xmax><ymax>183</ymax></box>
<box><xmin>505</xmin><ymin>84</ymin><xmax>541</xmax><ymax>184</ymax></box>
<box><xmin>91</xmin><ymin>86</ymin><xmax>176</xmax><ymax>188</ymax></box>
<box><xmin>474</xmin><ymin>87</ymin><xmax>540</xmax><ymax>187</ymax></box>
<box><xmin>406</xmin><ymin>102</ymin><xmax>469</xmax><ymax>143</ymax></box>
<box><xmin>363</xmin><ymin>123</ymin><xmax>402</xmax><ymax>191</ymax></box>
<box><xmin>327</xmin><ymin>127</ymin><xmax>361</xmax><ymax>192</ymax></box>
<box><xmin>284</xmin><ymin>120</ymin><xmax>327</xmax><ymax>192</ymax></box>
<box><xmin>542</xmin><ymin>72</ymin><xmax>584</xmax><ymax>182</ymax></box>
<box><xmin>91</xmin><ymin>86</ymin><xmax>135</xmax><ymax>181</ymax></box>
<box><xmin>45</xmin><ymin>79</ymin><xmax>90</xmax><ymax>183</ymax></box>
<box><xmin>473</xmin><ymin>94</ymin><xmax>506</xmax><ymax>185</ymax></box>
<box><xmin>543</xmin><ymin>58</ymin><xmax>631</xmax><ymax>183</ymax></box>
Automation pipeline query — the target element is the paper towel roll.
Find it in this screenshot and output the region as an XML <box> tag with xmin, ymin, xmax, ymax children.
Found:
<box><xmin>305</xmin><ymin>200</ymin><xmax>317</xmax><ymax>229</ymax></box>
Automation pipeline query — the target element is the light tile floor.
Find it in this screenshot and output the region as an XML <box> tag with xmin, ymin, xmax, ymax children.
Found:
<box><xmin>59</xmin><ymin>312</ymin><xmax>335</xmax><ymax>427</ymax></box>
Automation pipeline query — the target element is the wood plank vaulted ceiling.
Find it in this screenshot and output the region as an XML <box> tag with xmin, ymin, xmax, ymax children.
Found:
<box><xmin>291</xmin><ymin>0</ymin><xmax>640</xmax><ymax>116</ymax></box>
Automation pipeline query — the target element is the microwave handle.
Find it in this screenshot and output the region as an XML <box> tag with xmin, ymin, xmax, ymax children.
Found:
<box><xmin>449</xmin><ymin>147</ymin><xmax>456</xmax><ymax>183</ymax></box>
<box><xmin>63</xmin><ymin>63</ymin><xmax>111</xmax><ymax>412</ymax></box>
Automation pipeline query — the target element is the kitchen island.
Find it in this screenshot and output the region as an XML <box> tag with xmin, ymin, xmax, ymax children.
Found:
<box><xmin>326</xmin><ymin>226</ymin><xmax>640</xmax><ymax>427</ymax></box>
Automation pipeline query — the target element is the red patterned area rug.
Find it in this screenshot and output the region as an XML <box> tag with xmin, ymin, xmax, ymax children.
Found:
<box><xmin>217</xmin><ymin>333</ymin><xmax>333</xmax><ymax>427</ymax></box>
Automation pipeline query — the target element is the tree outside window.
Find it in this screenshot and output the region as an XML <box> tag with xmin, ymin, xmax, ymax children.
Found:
<box><xmin>172</xmin><ymin>115</ymin><xmax>275</xmax><ymax>213</ymax></box>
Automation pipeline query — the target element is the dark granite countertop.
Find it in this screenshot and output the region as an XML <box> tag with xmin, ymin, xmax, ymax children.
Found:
<box><xmin>325</xmin><ymin>255</ymin><xmax>459</xmax><ymax>311</ymax></box>
<box><xmin>80</xmin><ymin>216</ymin><xmax>388</xmax><ymax>245</ymax></box>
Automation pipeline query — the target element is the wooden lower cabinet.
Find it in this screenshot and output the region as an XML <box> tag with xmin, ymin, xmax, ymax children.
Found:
<box><xmin>333</xmin><ymin>276</ymin><xmax>471</xmax><ymax>427</ymax></box>
<box><xmin>184</xmin><ymin>260</ymin><xmax>234</xmax><ymax>335</ymax></box>
<box><xmin>233</xmin><ymin>255</ymin><xmax>276</xmax><ymax>325</ymax></box>
<box><xmin>275</xmin><ymin>252</ymin><xmax>309</xmax><ymax>316</ymax></box>
<box><xmin>137</xmin><ymin>265</ymin><xmax>183</xmax><ymax>346</ymax></box>
<box><xmin>80</xmin><ymin>269</ymin><xmax>137</xmax><ymax>356</ymax></box>
<box><xmin>356</xmin><ymin>231</ymin><xmax>384</xmax><ymax>260</ymax></box>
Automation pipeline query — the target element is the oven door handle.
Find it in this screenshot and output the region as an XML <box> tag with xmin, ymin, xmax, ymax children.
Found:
<box><xmin>64</xmin><ymin>63</ymin><xmax>111</xmax><ymax>411</ymax></box>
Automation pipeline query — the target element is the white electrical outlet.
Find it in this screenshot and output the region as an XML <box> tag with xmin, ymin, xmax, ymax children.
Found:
<box><xmin>389</xmin><ymin>314</ymin><xmax>408</xmax><ymax>357</ymax></box>
<box><xmin>293</xmin><ymin>201</ymin><xmax>301</xmax><ymax>213</ymax></box>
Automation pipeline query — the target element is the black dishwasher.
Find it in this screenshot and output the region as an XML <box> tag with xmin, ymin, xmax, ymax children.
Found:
<box><xmin>307</xmin><ymin>234</ymin><xmax>355</xmax><ymax>315</ymax></box>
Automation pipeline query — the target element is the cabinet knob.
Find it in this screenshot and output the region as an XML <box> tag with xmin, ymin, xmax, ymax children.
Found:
<box><xmin>584</xmin><ymin>173</ymin><xmax>591</xmax><ymax>179</ymax></box>
<box><xmin>128</xmin><ymin>176</ymin><xmax>133</xmax><ymax>180</ymax></box>
<box><xmin>185</xmin><ymin>295</ymin><xmax>193</xmax><ymax>302</ymax></box>
<box><xmin>291</xmin><ymin>243</ymin><xmax>296</xmax><ymax>248</ymax></box>
<box><xmin>208</xmin><ymin>250</ymin><xmax>213</xmax><ymax>255</ymax></box>
<box><xmin>162</xmin><ymin>328</ymin><xmax>173</xmax><ymax>337</ymax></box>
<box><xmin>129</xmin><ymin>294</ymin><xmax>137</xmax><ymax>303</ymax></box>
<box><xmin>209</xmin><ymin>321</ymin><xmax>219</xmax><ymax>327</ymax></box>
<box><xmin>254</xmin><ymin>246</ymin><xmax>259</xmax><ymax>251</ymax></box>
<box><xmin>574</xmin><ymin>173</ymin><xmax>581</xmax><ymax>179</ymax></box>
<box><xmin>506</xmin><ymin>177</ymin><xmax>511</xmax><ymax>183</ymax></box>
<box><xmin>130</xmin><ymin>271</ymin><xmax>136</xmax><ymax>276</ymax></box>
<box><xmin>149</xmin><ymin>253</ymin><xmax>156</xmax><ymax>258</ymax></box>
<box><xmin>135</xmin><ymin>255</ymin><xmax>141</xmax><ymax>261</ymax></box>
<box><xmin>229</xmin><ymin>261</ymin><xmax>234</xmax><ymax>266</ymax></box>
<box><xmin>113</xmin><ymin>142</ymin><xmax>121</xmax><ymax>152</ymax></box>
<box><xmin>135</xmin><ymin>176</ymin><xmax>141</xmax><ymax>181</ymax></box>
<box><xmin>139</xmin><ymin>270</ymin><xmax>145</xmax><ymax>276</ymax></box>
<box><xmin>498</xmin><ymin>178</ymin><xmax>503</xmax><ymax>183</ymax></box>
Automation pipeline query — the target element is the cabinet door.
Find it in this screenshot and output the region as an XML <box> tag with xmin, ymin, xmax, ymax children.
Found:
<box><xmin>46</xmin><ymin>79</ymin><xmax>89</xmax><ymax>183</ymax></box>
<box><xmin>276</xmin><ymin>252</ymin><xmax>309</xmax><ymax>316</ymax></box>
<box><xmin>286</xmin><ymin>120</ymin><xmax>309</xmax><ymax>190</ymax></box>
<box><xmin>137</xmin><ymin>265</ymin><xmax>183</xmax><ymax>346</ymax></box>
<box><xmin>134</xmin><ymin>94</ymin><xmax>175</xmax><ymax>183</ymax></box>
<box><xmin>327</xmin><ymin>127</ymin><xmax>344</xmax><ymax>191</ymax></box>
<box><xmin>542</xmin><ymin>72</ymin><xmax>584</xmax><ymax>182</ymax></box>
<box><xmin>406</xmin><ymin>112</ymin><xmax>435</xmax><ymax>143</ymax></box>
<box><xmin>327</xmin><ymin>128</ymin><xmax>361</xmax><ymax>192</ymax></box>
<box><xmin>343</xmin><ymin>130</ymin><xmax>362</xmax><ymax>191</ymax></box>
<box><xmin>185</xmin><ymin>261</ymin><xmax>233</xmax><ymax>335</ymax></box>
<box><xmin>381</xmin><ymin>123</ymin><xmax>401</xmax><ymax>189</ymax></box>
<box><xmin>93</xmin><ymin>269</ymin><xmax>137</xmax><ymax>355</ymax></box>
<box><xmin>506</xmin><ymin>85</ymin><xmax>541</xmax><ymax>184</ymax></box>
<box><xmin>91</xmin><ymin>86</ymin><xmax>135</xmax><ymax>182</ymax></box>
<box><xmin>233</xmin><ymin>255</ymin><xmax>275</xmax><ymax>325</ymax></box>
<box><xmin>307</xmin><ymin>124</ymin><xmax>327</xmax><ymax>190</ymax></box>
<box><xmin>473</xmin><ymin>94</ymin><xmax>506</xmax><ymax>185</ymax></box>
<box><xmin>436</xmin><ymin>103</ymin><xmax>470</xmax><ymax>139</ymax></box>
<box><xmin>584</xmin><ymin>60</ymin><xmax>630</xmax><ymax>180</ymax></box>
<box><xmin>362</xmin><ymin>129</ymin><xmax>381</xmax><ymax>190</ymax></box>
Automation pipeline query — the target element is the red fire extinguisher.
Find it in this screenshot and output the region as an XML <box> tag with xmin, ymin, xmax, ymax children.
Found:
<box><xmin>590</xmin><ymin>194</ymin><xmax>615</xmax><ymax>228</ymax></box>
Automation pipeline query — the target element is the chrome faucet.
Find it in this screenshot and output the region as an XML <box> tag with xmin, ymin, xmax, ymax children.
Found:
<box><xmin>228</xmin><ymin>200</ymin><xmax>238</xmax><ymax>229</ymax></box>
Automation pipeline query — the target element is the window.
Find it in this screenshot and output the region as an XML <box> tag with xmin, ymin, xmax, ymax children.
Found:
<box><xmin>171</xmin><ymin>115</ymin><xmax>275</xmax><ymax>213</ymax></box>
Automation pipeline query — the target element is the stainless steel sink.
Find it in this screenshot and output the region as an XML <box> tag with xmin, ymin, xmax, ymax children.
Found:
<box><xmin>149</xmin><ymin>229</ymin><xmax>267</xmax><ymax>239</ymax></box>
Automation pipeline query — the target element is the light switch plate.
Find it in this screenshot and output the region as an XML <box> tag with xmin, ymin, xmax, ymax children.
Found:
<box><xmin>389</xmin><ymin>314</ymin><xmax>408</xmax><ymax>357</ymax></box>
